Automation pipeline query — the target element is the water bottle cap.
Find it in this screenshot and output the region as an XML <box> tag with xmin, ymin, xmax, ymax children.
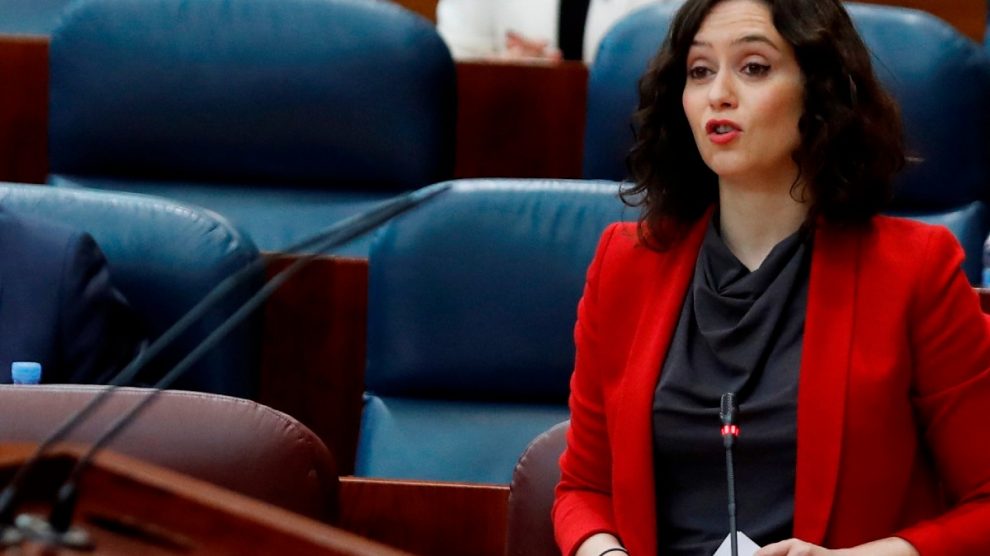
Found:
<box><xmin>11</xmin><ymin>361</ymin><xmax>42</xmax><ymax>384</ymax></box>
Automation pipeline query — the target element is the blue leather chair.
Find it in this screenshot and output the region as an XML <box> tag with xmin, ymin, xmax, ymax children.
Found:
<box><xmin>0</xmin><ymin>183</ymin><xmax>262</xmax><ymax>396</ymax></box>
<box><xmin>47</xmin><ymin>0</ymin><xmax>456</xmax><ymax>256</ymax></box>
<box><xmin>0</xmin><ymin>384</ymin><xmax>338</xmax><ymax>522</ymax></box>
<box><xmin>356</xmin><ymin>180</ymin><xmax>635</xmax><ymax>484</ymax></box>
<box><xmin>584</xmin><ymin>2</ymin><xmax>990</xmax><ymax>283</ymax></box>
<box><xmin>0</xmin><ymin>0</ymin><xmax>75</xmax><ymax>35</ymax></box>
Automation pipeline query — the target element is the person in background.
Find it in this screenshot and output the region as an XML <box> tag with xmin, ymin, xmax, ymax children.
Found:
<box><xmin>436</xmin><ymin>0</ymin><xmax>666</xmax><ymax>63</ymax></box>
<box><xmin>553</xmin><ymin>0</ymin><xmax>990</xmax><ymax>554</ymax></box>
<box><xmin>0</xmin><ymin>208</ymin><xmax>145</xmax><ymax>385</ymax></box>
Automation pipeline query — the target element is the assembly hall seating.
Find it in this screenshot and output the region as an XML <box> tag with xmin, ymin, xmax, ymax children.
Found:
<box><xmin>506</xmin><ymin>420</ymin><xmax>569</xmax><ymax>556</ymax></box>
<box><xmin>584</xmin><ymin>2</ymin><xmax>990</xmax><ymax>284</ymax></box>
<box><xmin>354</xmin><ymin>179</ymin><xmax>634</xmax><ymax>484</ymax></box>
<box><xmin>45</xmin><ymin>0</ymin><xmax>456</xmax><ymax>256</ymax></box>
<box><xmin>0</xmin><ymin>384</ymin><xmax>338</xmax><ymax>522</ymax></box>
<box><xmin>0</xmin><ymin>0</ymin><xmax>74</xmax><ymax>35</ymax></box>
<box><xmin>0</xmin><ymin>183</ymin><xmax>261</xmax><ymax>397</ymax></box>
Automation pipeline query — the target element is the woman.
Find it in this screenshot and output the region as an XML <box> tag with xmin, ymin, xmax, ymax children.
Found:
<box><xmin>552</xmin><ymin>0</ymin><xmax>990</xmax><ymax>555</ymax></box>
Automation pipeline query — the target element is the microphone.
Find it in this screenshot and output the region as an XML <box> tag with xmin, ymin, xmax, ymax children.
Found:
<box><xmin>0</xmin><ymin>182</ymin><xmax>451</xmax><ymax>544</ymax></box>
<box><xmin>720</xmin><ymin>392</ymin><xmax>740</xmax><ymax>556</ymax></box>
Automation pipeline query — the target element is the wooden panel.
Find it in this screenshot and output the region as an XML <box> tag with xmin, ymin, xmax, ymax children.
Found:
<box><xmin>339</xmin><ymin>477</ymin><xmax>509</xmax><ymax>556</ymax></box>
<box><xmin>0</xmin><ymin>36</ymin><xmax>48</xmax><ymax>184</ymax></box>
<box><xmin>454</xmin><ymin>60</ymin><xmax>588</xmax><ymax>179</ymax></box>
<box><xmin>0</xmin><ymin>444</ymin><xmax>409</xmax><ymax>555</ymax></box>
<box><xmin>259</xmin><ymin>255</ymin><xmax>369</xmax><ymax>476</ymax></box>
<box><xmin>394</xmin><ymin>0</ymin><xmax>985</xmax><ymax>42</ymax></box>
<box><xmin>857</xmin><ymin>0</ymin><xmax>985</xmax><ymax>42</ymax></box>
<box><xmin>391</xmin><ymin>0</ymin><xmax>438</xmax><ymax>23</ymax></box>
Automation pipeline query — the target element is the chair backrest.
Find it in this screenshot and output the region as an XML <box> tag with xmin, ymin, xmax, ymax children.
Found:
<box><xmin>356</xmin><ymin>179</ymin><xmax>634</xmax><ymax>483</ymax></box>
<box><xmin>584</xmin><ymin>2</ymin><xmax>990</xmax><ymax>283</ymax></box>
<box><xmin>506</xmin><ymin>420</ymin><xmax>568</xmax><ymax>556</ymax></box>
<box><xmin>0</xmin><ymin>0</ymin><xmax>75</xmax><ymax>35</ymax></box>
<box><xmin>48</xmin><ymin>0</ymin><xmax>455</xmax><ymax>190</ymax></box>
<box><xmin>582</xmin><ymin>1</ymin><xmax>679</xmax><ymax>181</ymax></box>
<box><xmin>0</xmin><ymin>384</ymin><xmax>338</xmax><ymax>522</ymax></box>
<box><xmin>0</xmin><ymin>183</ymin><xmax>261</xmax><ymax>397</ymax></box>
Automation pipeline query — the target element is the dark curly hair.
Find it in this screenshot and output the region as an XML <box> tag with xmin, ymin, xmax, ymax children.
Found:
<box><xmin>623</xmin><ymin>0</ymin><xmax>905</xmax><ymax>248</ymax></box>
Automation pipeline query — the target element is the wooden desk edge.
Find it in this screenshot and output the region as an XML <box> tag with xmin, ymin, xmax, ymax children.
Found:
<box><xmin>339</xmin><ymin>476</ymin><xmax>510</xmax><ymax>556</ymax></box>
<box><xmin>0</xmin><ymin>443</ymin><xmax>411</xmax><ymax>555</ymax></box>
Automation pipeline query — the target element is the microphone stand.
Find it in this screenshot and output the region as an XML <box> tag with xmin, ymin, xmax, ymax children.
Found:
<box><xmin>720</xmin><ymin>392</ymin><xmax>740</xmax><ymax>556</ymax></box>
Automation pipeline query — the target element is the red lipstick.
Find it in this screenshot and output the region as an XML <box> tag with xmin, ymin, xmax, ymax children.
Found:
<box><xmin>706</xmin><ymin>119</ymin><xmax>742</xmax><ymax>145</ymax></box>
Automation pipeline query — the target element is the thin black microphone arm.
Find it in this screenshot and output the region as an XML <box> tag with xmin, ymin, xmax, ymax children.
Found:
<box><xmin>720</xmin><ymin>392</ymin><xmax>740</xmax><ymax>556</ymax></box>
<box><xmin>0</xmin><ymin>182</ymin><xmax>451</xmax><ymax>527</ymax></box>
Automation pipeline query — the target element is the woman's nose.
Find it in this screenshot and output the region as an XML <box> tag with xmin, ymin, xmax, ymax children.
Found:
<box><xmin>708</xmin><ymin>70</ymin><xmax>737</xmax><ymax>109</ymax></box>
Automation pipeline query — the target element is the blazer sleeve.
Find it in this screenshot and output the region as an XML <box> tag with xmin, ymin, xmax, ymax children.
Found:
<box><xmin>55</xmin><ymin>231</ymin><xmax>146</xmax><ymax>384</ymax></box>
<box><xmin>896</xmin><ymin>226</ymin><xmax>990</xmax><ymax>556</ymax></box>
<box><xmin>553</xmin><ymin>223</ymin><xmax>622</xmax><ymax>556</ymax></box>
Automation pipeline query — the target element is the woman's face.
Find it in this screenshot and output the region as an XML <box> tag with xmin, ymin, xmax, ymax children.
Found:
<box><xmin>681</xmin><ymin>0</ymin><xmax>804</xmax><ymax>187</ymax></box>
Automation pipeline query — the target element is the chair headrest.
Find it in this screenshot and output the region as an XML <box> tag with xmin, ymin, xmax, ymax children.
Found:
<box><xmin>49</xmin><ymin>0</ymin><xmax>455</xmax><ymax>189</ymax></box>
<box><xmin>583</xmin><ymin>2</ymin><xmax>677</xmax><ymax>180</ymax></box>
<box><xmin>366</xmin><ymin>180</ymin><xmax>635</xmax><ymax>402</ymax></box>
<box><xmin>0</xmin><ymin>183</ymin><xmax>261</xmax><ymax>396</ymax></box>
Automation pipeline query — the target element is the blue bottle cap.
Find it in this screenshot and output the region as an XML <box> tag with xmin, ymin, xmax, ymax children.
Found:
<box><xmin>11</xmin><ymin>361</ymin><xmax>42</xmax><ymax>385</ymax></box>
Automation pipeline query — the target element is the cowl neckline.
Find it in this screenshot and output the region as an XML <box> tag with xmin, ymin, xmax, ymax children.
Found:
<box><xmin>693</xmin><ymin>218</ymin><xmax>811</xmax><ymax>387</ymax></box>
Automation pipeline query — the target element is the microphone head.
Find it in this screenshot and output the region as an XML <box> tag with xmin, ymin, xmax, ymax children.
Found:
<box><xmin>720</xmin><ymin>392</ymin><xmax>739</xmax><ymax>426</ymax></box>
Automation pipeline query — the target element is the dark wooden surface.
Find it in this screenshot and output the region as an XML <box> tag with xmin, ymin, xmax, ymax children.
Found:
<box><xmin>0</xmin><ymin>444</ymin><xmax>409</xmax><ymax>555</ymax></box>
<box><xmin>395</xmin><ymin>0</ymin><xmax>985</xmax><ymax>42</ymax></box>
<box><xmin>259</xmin><ymin>255</ymin><xmax>368</xmax><ymax>476</ymax></box>
<box><xmin>454</xmin><ymin>60</ymin><xmax>588</xmax><ymax>179</ymax></box>
<box><xmin>391</xmin><ymin>0</ymin><xmax>437</xmax><ymax>23</ymax></box>
<box><xmin>860</xmin><ymin>0</ymin><xmax>986</xmax><ymax>42</ymax></box>
<box><xmin>339</xmin><ymin>476</ymin><xmax>510</xmax><ymax>556</ymax></box>
<box><xmin>0</xmin><ymin>36</ymin><xmax>47</xmax><ymax>185</ymax></box>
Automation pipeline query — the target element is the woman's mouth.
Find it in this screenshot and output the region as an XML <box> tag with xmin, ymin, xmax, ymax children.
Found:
<box><xmin>706</xmin><ymin>120</ymin><xmax>742</xmax><ymax>145</ymax></box>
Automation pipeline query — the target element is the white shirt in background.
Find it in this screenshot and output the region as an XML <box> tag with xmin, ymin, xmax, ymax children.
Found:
<box><xmin>436</xmin><ymin>0</ymin><xmax>670</xmax><ymax>63</ymax></box>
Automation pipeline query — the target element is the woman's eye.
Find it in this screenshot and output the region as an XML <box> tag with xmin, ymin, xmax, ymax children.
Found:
<box><xmin>688</xmin><ymin>66</ymin><xmax>713</xmax><ymax>79</ymax></box>
<box><xmin>742</xmin><ymin>62</ymin><xmax>771</xmax><ymax>76</ymax></box>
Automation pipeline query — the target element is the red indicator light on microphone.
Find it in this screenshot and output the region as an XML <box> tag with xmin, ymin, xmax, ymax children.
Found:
<box><xmin>720</xmin><ymin>424</ymin><xmax>740</xmax><ymax>437</ymax></box>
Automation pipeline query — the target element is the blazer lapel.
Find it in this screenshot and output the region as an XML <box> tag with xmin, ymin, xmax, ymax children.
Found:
<box><xmin>793</xmin><ymin>223</ymin><xmax>859</xmax><ymax>544</ymax></box>
<box><xmin>613</xmin><ymin>213</ymin><xmax>710</xmax><ymax>556</ymax></box>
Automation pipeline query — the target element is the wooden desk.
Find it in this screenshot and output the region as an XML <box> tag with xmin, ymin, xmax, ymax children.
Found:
<box><xmin>392</xmin><ymin>0</ymin><xmax>437</xmax><ymax>23</ymax></box>
<box><xmin>395</xmin><ymin>0</ymin><xmax>985</xmax><ymax>42</ymax></box>
<box><xmin>0</xmin><ymin>35</ymin><xmax>47</xmax><ymax>185</ymax></box>
<box><xmin>260</xmin><ymin>255</ymin><xmax>369</xmax><ymax>476</ymax></box>
<box><xmin>863</xmin><ymin>1</ymin><xmax>986</xmax><ymax>43</ymax></box>
<box><xmin>339</xmin><ymin>476</ymin><xmax>509</xmax><ymax>556</ymax></box>
<box><xmin>0</xmin><ymin>444</ymin><xmax>408</xmax><ymax>555</ymax></box>
<box><xmin>454</xmin><ymin>60</ymin><xmax>588</xmax><ymax>179</ymax></box>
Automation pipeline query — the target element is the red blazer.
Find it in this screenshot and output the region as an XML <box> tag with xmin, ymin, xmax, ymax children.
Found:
<box><xmin>553</xmin><ymin>214</ymin><xmax>990</xmax><ymax>556</ymax></box>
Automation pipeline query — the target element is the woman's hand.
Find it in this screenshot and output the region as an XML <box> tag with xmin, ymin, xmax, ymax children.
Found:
<box><xmin>503</xmin><ymin>31</ymin><xmax>562</xmax><ymax>61</ymax></box>
<box><xmin>756</xmin><ymin>539</ymin><xmax>839</xmax><ymax>555</ymax></box>
<box><xmin>757</xmin><ymin>537</ymin><xmax>919</xmax><ymax>556</ymax></box>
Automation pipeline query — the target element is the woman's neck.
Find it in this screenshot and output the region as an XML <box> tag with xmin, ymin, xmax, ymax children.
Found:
<box><xmin>717</xmin><ymin>179</ymin><xmax>809</xmax><ymax>271</ymax></box>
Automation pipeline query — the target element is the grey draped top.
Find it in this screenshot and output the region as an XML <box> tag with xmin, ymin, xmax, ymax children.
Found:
<box><xmin>652</xmin><ymin>218</ymin><xmax>812</xmax><ymax>555</ymax></box>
